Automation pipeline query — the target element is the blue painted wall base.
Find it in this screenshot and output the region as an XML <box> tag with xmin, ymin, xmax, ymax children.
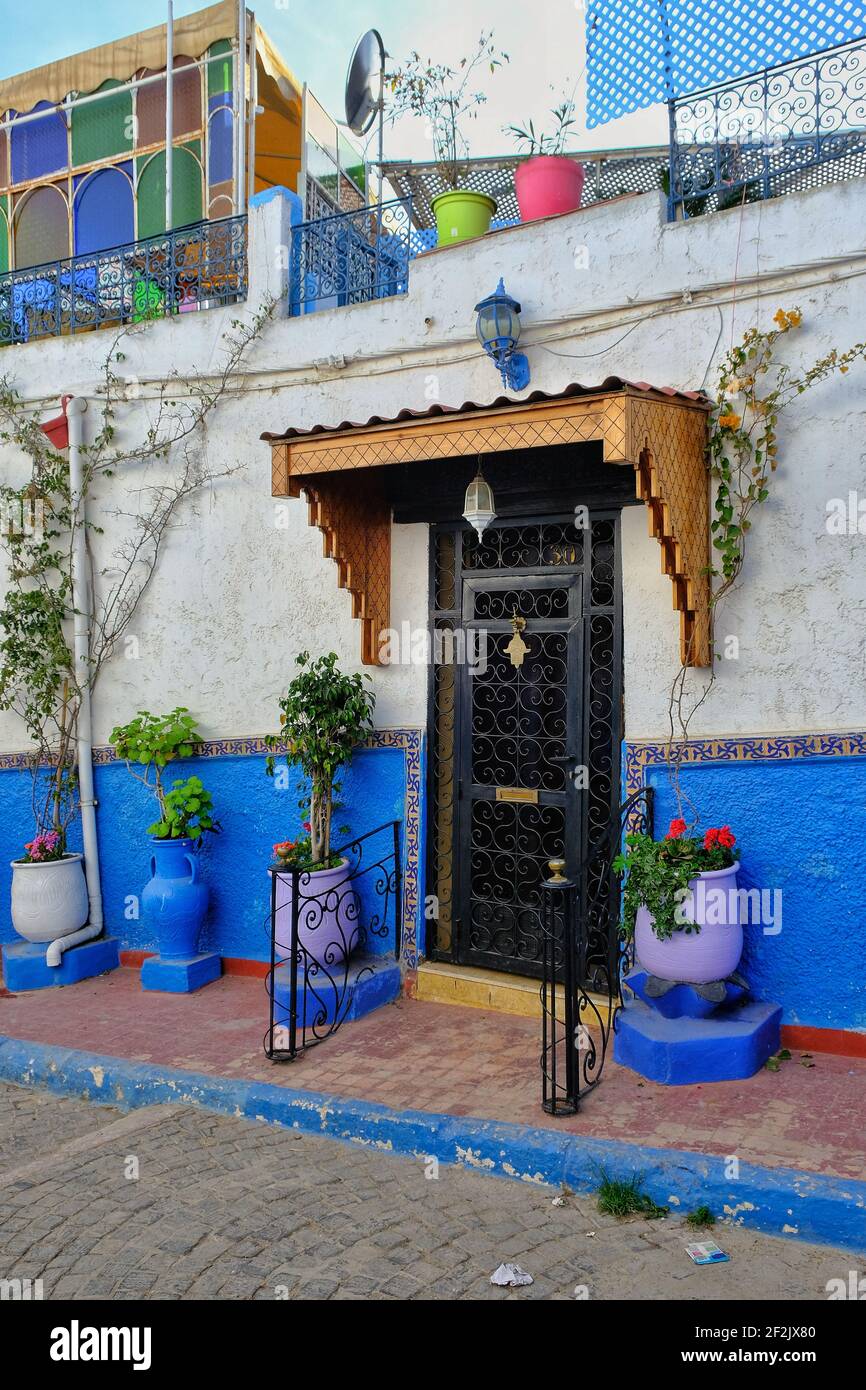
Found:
<box><xmin>272</xmin><ymin>953</ymin><xmax>401</xmax><ymax>1030</ymax></box>
<box><xmin>140</xmin><ymin>951</ymin><xmax>222</xmax><ymax>994</ymax></box>
<box><xmin>1</xmin><ymin>936</ymin><xmax>120</xmax><ymax>991</ymax></box>
<box><xmin>615</xmin><ymin>991</ymin><xmax>782</xmax><ymax>1085</ymax></box>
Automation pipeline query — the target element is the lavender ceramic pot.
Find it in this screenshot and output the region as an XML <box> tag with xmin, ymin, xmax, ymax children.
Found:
<box><xmin>634</xmin><ymin>862</ymin><xmax>743</xmax><ymax>985</ymax></box>
<box><xmin>269</xmin><ymin>858</ymin><xmax>360</xmax><ymax>966</ymax></box>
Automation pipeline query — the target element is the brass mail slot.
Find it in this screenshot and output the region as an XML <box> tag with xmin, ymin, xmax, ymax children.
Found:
<box><xmin>495</xmin><ymin>787</ymin><xmax>539</xmax><ymax>804</ymax></box>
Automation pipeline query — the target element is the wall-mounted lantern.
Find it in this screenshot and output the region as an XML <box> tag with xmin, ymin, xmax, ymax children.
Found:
<box><xmin>462</xmin><ymin>463</ymin><xmax>496</xmax><ymax>540</ymax></box>
<box><xmin>474</xmin><ymin>279</ymin><xmax>530</xmax><ymax>391</ymax></box>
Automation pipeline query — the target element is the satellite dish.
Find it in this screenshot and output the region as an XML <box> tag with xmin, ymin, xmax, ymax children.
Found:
<box><xmin>345</xmin><ymin>28</ymin><xmax>385</xmax><ymax>137</ymax></box>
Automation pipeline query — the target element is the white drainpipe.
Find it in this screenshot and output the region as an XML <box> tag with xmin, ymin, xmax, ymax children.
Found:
<box><xmin>47</xmin><ymin>397</ymin><xmax>104</xmax><ymax>966</ymax></box>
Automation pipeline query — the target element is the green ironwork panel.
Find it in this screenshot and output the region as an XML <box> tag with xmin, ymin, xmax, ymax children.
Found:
<box><xmin>71</xmin><ymin>80</ymin><xmax>133</xmax><ymax>166</ymax></box>
<box><xmin>207</xmin><ymin>39</ymin><xmax>233</xmax><ymax>98</ymax></box>
<box><xmin>137</xmin><ymin>142</ymin><xmax>203</xmax><ymax>238</ymax></box>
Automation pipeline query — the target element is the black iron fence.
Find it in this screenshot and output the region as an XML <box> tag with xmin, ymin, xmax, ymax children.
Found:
<box><xmin>0</xmin><ymin>214</ymin><xmax>248</xmax><ymax>346</ymax></box>
<box><xmin>289</xmin><ymin>196</ymin><xmax>413</xmax><ymax>315</ymax></box>
<box><xmin>264</xmin><ymin>821</ymin><xmax>402</xmax><ymax>1061</ymax></box>
<box><xmin>668</xmin><ymin>37</ymin><xmax>866</xmax><ymax>219</ymax></box>
<box><xmin>540</xmin><ymin>788</ymin><xmax>653</xmax><ymax>1115</ymax></box>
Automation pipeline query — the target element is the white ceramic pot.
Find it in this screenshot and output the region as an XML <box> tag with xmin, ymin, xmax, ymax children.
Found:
<box><xmin>10</xmin><ymin>854</ymin><xmax>89</xmax><ymax>943</ymax></box>
<box><xmin>634</xmin><ymin>862</ymin><xmax>743</xmax><ymax>985</ymax></box>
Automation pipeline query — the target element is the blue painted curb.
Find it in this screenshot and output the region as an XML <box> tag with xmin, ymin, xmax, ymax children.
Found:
<box><xmin>0</xmin><ymin>1033</ymin><xmax>863</xmax><ymax>1254</ymax></box>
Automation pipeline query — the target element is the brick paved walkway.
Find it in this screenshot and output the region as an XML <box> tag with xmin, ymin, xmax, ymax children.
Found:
<box><xmin>1</xmin><ymin>968</ymin><xmax>864</xmax><ymax>1180</ymax></box>
<box><xmin>0</xmin><ymin>1083</ymin><xmax>857</xmax><ymax>1301</ymax></box>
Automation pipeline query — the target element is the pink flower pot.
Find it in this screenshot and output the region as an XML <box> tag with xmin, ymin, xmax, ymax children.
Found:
<box><xmin>634</xmin><ymin>862</ymin><xmax>743</xmax><ymax>985</ymax></box>
<box><xmin>269</xmin><ymin>858</ymin><xmax>360</xmax><ymax>966</ymax></box>
<box><xmin>514</xmin><ymin>156</ymin><xmax>585</xmax><ymax>222</ymax></box>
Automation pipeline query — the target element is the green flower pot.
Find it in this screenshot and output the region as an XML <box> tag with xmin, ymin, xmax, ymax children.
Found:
<box><xmin>431</xmin><ymin>190</ymin><xmax>497</xmax><ymax>247</ymax></box>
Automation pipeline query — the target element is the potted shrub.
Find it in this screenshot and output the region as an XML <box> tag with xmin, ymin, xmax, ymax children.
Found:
<box><xmin>266</xmin><ymin>652</ymin><xmax>375</xmax><ymax>964</ymax></box>
<box><xmin>387</xmin><ymin>32</ymin><xmax>508</xmax><ymax>247</ymax></box>
<box><xmin>10</xmin><ymin>828</ymin><xmax>89</xmax><ymax>946</ymax></box>
<box><xmin>505</xmin><ymin>101</ymin><xmax>585</xmax><ymax>222</ymax></box>
<box><xmin>111</xmin><ymin>708</ymin><xmax>219</xmax><ymax>959</ymax></box>
<box><xmin>614</xmin><ymin>819</ymin><xmax>742</xmax><ymax>985</ymax></box>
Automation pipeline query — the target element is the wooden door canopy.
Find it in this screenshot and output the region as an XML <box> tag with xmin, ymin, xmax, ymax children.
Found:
<box><xmin>265</xmin><ymin>382</ymin><xmax>712</xmax><ymax>667</ymax></box>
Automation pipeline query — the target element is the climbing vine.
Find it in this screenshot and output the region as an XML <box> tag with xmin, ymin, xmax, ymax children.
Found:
<box><xmin>666</xmin><ymin>307</ymin><xmax>866</xmax><ymax>823</ymax></box>
<box><xmin>0</xmin><ymin>299</ymin><xmax>274</xmax><ymax>846</ymax></box>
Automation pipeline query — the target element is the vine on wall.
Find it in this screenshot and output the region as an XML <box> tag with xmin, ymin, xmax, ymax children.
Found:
<box><xmin>0</xmin><ymin>301</ymin><xmax>273</xmax><ymax>844</ymax></box>
<box><xmin>667</xmin><ymin>307</ymin><xmax>866</xmax><ymax>824</ymax></box>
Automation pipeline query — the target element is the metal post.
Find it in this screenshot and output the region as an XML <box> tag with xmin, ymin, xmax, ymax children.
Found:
<box><xmin>667</xmin><ymin>98</ymin><xmax>679</xmax><ymax>221</ymax></box>
<box><xmin>247</xmin><ymin>14</ymin><xmax>258</xmax><ymax>201</ymax></box>
<box><xmin>541</xmin><ymin>860</ymin><xmax>578</xmax><ymax>1116</ymax></box>
<box><xmin>236</xmin><ymin>0</ymin><xmax>247</xmax><ymax>218</ymax></box>
<box><xmin>267</xmin><ymin>867</ymin><xmax>277</xmax><ymax>1057</ymax></box>
<box><xmin>288</xmin><ymin>868</ymin><xmax>299</xmax><ymax>1059</ymax></box>
<box><xmin>393</xmin><ymin>820</ymin><xmax>403</xmax><ymax>963</ymax></box>
<box><xmin>165</xmin><ymin>0</ymin><xmax>174</xmax><ymax>233</ymax></box>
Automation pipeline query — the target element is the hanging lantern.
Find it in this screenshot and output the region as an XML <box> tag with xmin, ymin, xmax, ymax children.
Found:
<box><xmin>463</xmin><ymin>464</ymin><xmax>496</xmax><ymax>540</ymax></box>
<box><xmin>474</xmin><ymin>279</ymin><xmax>530</xmax><ymax>391</ymax></box>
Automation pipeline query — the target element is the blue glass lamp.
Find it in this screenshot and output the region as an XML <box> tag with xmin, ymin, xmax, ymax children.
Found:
<box><xmin>474</xmin><ymin>279</ymin><xmax>530</xmax><ymax>391</ymax></box>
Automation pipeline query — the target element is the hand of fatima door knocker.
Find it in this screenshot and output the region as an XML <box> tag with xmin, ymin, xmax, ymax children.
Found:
<box><xmin>504</xmin><ymin>611</ymin><xmax>530</xmax><ymax>669</ymax></box>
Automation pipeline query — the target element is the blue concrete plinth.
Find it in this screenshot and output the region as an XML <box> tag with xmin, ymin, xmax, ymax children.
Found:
<box><xmin>614</xmin><ymin>994</ymin><xmax>782</xmax><ymax>1085</ymax></box>
<box><xmin>140</xmin><ymin>951</ymin><xmax>222</xmax><ymax>994</ymax></box>
<box><xmin>624</xmin><ymin>968</ymin><xmax>748</xmax><ymax>1020</ymax></box>
<box><xmin>1</xmin><ymin>936</ymin><xmax>120</xmax><ymax>992</ymax></box>
<box><xmin>272</xmin><ymin>954</ymin><xmax>401</xmax><ymax>1030</ymax></box>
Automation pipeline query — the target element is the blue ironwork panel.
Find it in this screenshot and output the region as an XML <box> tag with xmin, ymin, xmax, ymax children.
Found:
<box><xmin>586</xmin><ymin>0</ymin><xmax>866</xmax><ymax>127</ymax></box>
<box><xmin>290</xmin><ymin>197</ymin><xmax>413</xmax><ymax>315</ymax></box>
<box><xmin>668</xmin><ymin>36</ymin><xmax>866</xmax><ymax>218</ymax></box>
<box><xmin>0</xmin><ymin>215</ymin><xmax>247</xmax><ymax>347</ymax></box>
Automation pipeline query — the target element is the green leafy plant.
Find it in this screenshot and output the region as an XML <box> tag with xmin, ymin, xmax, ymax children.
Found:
<box><xmin>0</xmin><ymin>300</ymin><xmax>274</xmax><ymax>856</ymax></box>
<box><xmin>613</xmin><ymin>819</ymin><xmax>737</xmax><ymax>941</ymax></box>
<box><xmin>686</xmin><ymin>1205</ymin><xmax>716</xmax><ymax>1229</ymax></box>
<box><xmin>596</xmin><ymin>1170</ymin><xmax>668</xmax><ymax>1220</ymax></box>
<box><xmin>147</xmin><ymin>774</ymin><xmax>218</xmax><ymax>841</ymax></box>
<box><xmin>110</xmin><ymin>707</ymin><xmax>200</xmax><ymax>822</ymax></box>
<box><xmin>386</xmin><ymin>32</ymin><xmax>509</xmax><ymax>189</ymax></box>
<box><xmin>266</xmin><ymin>652</ymin><xmax>375</xmax><ymax>868</ymax></box>
<box><xmin>505</xmin><ymin>100</ymin><xmax>576</xmax><ymax>157</ymax></box>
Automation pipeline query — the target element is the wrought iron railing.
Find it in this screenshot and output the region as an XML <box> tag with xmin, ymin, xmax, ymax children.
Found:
<box><xmin>0</xmin><ymin>215</ymin><xmax>248</xmax><ymax>347</ymax></box>
<box><xmin>668</xmin><ymin>37</ymin><xmax>866</xmax><ymax>220</ymax></box>
<box><xmin>540</xmin><ymin>787</ymin><xmax>653</xmax><ymax>1115</ymax></box>
<box><xmin>264</xmin><ymin>821</ymin><xmax>402</xmax><ymax>1061</ymax></box>
<box><xmin>289</xmin><ymin>196</ymin><xmax>413</xmax><ymax>315</ymax></box>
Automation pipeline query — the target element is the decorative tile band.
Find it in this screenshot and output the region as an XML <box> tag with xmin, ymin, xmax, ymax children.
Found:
<box><xmin>626</xmin><ymin>730</ymin><xmax>866</xmax><ymax>798</ymax></box>
<box><xmin>0</xmin><ymin>729</ymin><xmax>425</xmax><ymax>973</ymax></box>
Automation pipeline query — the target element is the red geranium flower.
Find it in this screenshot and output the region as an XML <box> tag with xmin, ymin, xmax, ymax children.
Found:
<box><xmin>716</xmin><ymin>825</ymin><xmax>736</xmax><ymax>849</ymax></box>
<box><xmin>666</xmin><ymin>818</ymin><xmax>687</xmax><ymax>840</ymax></box>
<box><xmin>703</xmin><ymin>828</ymin><xmax>720</xmax><ymax>850</ymax></box>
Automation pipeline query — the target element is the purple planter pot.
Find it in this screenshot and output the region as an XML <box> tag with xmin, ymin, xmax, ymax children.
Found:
<box><xmin>634</xmin><ymin>862</ymin><xmax>743</xmax><ymax>985</ymax></box>
<box><xmin>269</xmin><ymin>858</ymin><xmax>360</xmax><ymax>966</ymax></box>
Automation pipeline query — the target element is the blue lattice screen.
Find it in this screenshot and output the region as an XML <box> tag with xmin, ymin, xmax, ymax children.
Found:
<box><xmin>586</xmin><ymin>0</ymin><xmax>866</xmax><ymax>126</ymax></box>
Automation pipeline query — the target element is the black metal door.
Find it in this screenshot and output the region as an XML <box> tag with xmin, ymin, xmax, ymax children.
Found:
<box><xmin>428</xmin><ymin>515</ymin><xmax>622</xmax><ymax>981</ymax></box>
<box><xmin>456</xmin><ymin>573</ymin><xmax>583</xmax><ymax>975</ymax></box>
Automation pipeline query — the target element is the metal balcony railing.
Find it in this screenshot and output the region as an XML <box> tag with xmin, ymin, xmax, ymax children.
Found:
<box><xmin>290</xmin><ymin>196</ymin><xmax>413</xmax><ymax>315</ymax></box>
<box><xmin>668</xmin><ymin>37</ymin><xmax>866</xmax><ymax>220</ymax></box>
<box><xmin>0</xmin><ymin>215</ymin><xmax>248</xmax><ymax>347</ymax></box>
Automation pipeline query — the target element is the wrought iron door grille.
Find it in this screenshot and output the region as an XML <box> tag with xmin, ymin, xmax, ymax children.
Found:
<box><xmin>428</xmin><ymin>514</ymin><xmax>622</xmax><ymax>976</ymax></box>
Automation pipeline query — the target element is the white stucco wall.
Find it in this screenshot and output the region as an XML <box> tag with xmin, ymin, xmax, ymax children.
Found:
<box><xmin>0</xmin><ymin>177</ymin><xmax>864</xmax><ymax>751</ymax></box>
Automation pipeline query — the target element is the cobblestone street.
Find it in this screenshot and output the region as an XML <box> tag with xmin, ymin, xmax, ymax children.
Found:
<box><xmin>0</xmin><ymin>1083</ymin><xmax>857</xmax><ymax>1301</ymax></box>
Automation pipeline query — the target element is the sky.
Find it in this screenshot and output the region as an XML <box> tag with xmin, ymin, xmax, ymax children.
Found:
<box><xmin>0</xmin><ymin>0</ymin><xmax>669</xmax><ymax>158</ymax></box>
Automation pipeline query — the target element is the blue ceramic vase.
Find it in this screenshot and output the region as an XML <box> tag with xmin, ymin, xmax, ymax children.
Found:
<box><xmin>141</xmin><ymin>837</ymin><xmax>208</xmax><ymax>960</ymax></box>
